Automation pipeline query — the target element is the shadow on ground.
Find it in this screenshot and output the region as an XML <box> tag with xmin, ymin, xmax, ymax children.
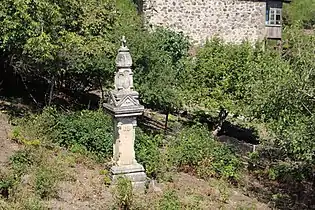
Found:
<box><xmin>244</xmin><ymin>172</ymin><xmax>315</xmax><ymax>210</ymax></box>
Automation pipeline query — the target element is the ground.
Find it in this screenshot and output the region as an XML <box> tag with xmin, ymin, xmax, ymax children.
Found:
<box><xmin>0</xmin><ymin>109</ymin><xmax>271</xmax><ymax>209</ymax></box>
<box><xmin>0</xmin><ymin>112</ymin><xmax>20</xmax><ymax>168</ymax></box>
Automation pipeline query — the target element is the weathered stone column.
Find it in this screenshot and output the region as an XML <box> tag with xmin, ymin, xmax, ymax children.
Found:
<box><xmin>103</xmin><ymin>37</ymin><xmax>147</xmax><ymax>189</ymax></box>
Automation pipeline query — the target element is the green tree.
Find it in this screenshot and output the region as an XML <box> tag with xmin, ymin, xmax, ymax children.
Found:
<box><xmin>0</xmin><ymin>0</ymin><xmax>118</xmax><ymax>104</ymax></box>
<box><xmin>132</xmin><ymin>28</ymin><xmax>190</xmax><ymax>129</ymax></box>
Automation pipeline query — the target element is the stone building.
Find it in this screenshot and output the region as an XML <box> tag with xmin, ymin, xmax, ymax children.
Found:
<box><xmin>140</xmin><ymin>0</ymin><xmax>291</xmax><ymax>44</ymax></box>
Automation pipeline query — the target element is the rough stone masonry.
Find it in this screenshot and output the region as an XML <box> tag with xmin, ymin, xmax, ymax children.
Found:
<box><xmin>143</xmin><ymin>0</ymin><xmax>266</xmax><ymax>44</ymax></box>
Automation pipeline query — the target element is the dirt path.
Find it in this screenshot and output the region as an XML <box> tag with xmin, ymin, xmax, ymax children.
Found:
<box><xmin>0</xmin><ymin>112</ymin><xmax>20</xmax><ymax>168</ymax></box>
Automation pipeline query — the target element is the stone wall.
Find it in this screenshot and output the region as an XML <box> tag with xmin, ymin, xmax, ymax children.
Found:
<box><xmin>143</xmin><ymin>0</ymin><xmax>266</xmax><ymax>44</ymax></box>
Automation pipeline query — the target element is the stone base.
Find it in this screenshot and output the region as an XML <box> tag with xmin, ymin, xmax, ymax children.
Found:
<box><xmin>111</xmin><ymin>163</ymin><xmax>147</xmax><ymax>191</ymax></box>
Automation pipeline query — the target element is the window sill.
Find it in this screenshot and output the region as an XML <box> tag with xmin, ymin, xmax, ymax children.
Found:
<box><xmin>265</xmin><ymin>24</ymin><xmax>282</xmax><ymax>27</ymax></box>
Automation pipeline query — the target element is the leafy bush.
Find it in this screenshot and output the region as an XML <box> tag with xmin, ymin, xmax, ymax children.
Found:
<box><xmin>10</xmin><ymin>150</ymin><xmax>34</xmax><ymax>172</ymax></box>
<box><xmin>113</xmin><ymin>177</ymin><xmax>134</xmax><ymax>210</ymax></box>
<box><xmin>169</xmin><ymin>125</ymin><xmax>242</xmax><ymax>181</ymax></box>
<box><xmin>14</xmin><ymin>107</ymin><xmax>113</xmax><ymax>158</ymax></box>
<box><xmin>48</xmin><ymin>109</ymin><xmax>113</xmax><ymax>157</ymax></box>
<box><xmin>250</xmin><ymin>26</ymin><xmax>315</xmax><ymax>183</ymax></box>
<box><xmin>135</xmin><ymin>129</ymin><xmax>163</xmax><ymax>178</ymax></box>
<box><xmin>197</xmin><ymin>146</ymin><xmax>242</xmax><ymax>181</ymax></box>
<box><xmin>267</xmin><ymin>161</ymin><xmax>313</xmax><ymax>182</ymax></box>
<box><xmin>179</xmin><ymin>33</ymin><xmax>314</xmax><ymax>185</ymax></box>
<box><xmin>35</xmin><ymin>166</ymin><xmax>59</xmax><ymax>199</ymax></box>
<box><xmin>9</xmin><ymin>148</ymin><xmax>43</xmax><ymax>176</ymax></box>
<box><xmin>0</xmin><ymin>174</ymin><xmax>14</xmax><ymax>199</ymax></box>
<box><xmin>158</xmin><ymin>190</ymin><xmax>181</xmax><ymax>210</ymax></box>
<box><xmin>180</xmin><ymin>38</ymin><xmax>292</xmax><ymax>118</ymax></box>
<box><xmin>169</xmin><ymin>125</ymin><xmax>214</xmax><ymax>167</ymax></box>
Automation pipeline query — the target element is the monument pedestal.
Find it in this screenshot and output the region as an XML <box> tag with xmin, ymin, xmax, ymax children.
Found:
<box><xmin>111</xmin><ymin>164</ymin><xmax>147</xmax><ymax>190</ymax></box>
<box><xmin>109</xmin><ymin>116</ymin><xmax>147</xmax><ymax>190</ymax></box>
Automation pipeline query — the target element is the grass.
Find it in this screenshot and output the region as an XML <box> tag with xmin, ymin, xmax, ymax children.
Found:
<box><xmin>0</xmin><ymin>144</ymin><xmax>76</xmax><ymax>208</ymax></box>
<box><xmin>0</xmin><ymin>144</ymin><xmax>264</xmax><ymax>209</ymax></box>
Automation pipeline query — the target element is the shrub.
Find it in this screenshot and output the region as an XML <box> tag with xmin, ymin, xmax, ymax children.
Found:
<box><xmin>34</xmin><ymin>166</ymin><xmax>59</xmax><ymax>199</ymax></box>
<box><xmin>197</xmin><ymin>145</ymin><xmax>242</xmax><ymax>181</ymax></box>
<box><xmin>113</xmin><ymin>176</ymin><xmax>134</xmax><ymax>210</ymax></box>
<box><xmin>9</xmin><ymin>149</ymin><xmax>37</xmax><ymax>175</ymax></box>
<box><xmin>13</xmin><ymin>107</ymin><xmax>113</xmax><ymax>158</ymax></box>
<box><xmin>283</xmin><ymin>0</ymin><xmax>315</xmax><ymax>28</ymax></box>
<box><xmin>178</xmin><ymin>33</ymin><xmax>315</xmax><ymax>186</ymax></box>
<box><xmin>133</xmin><ymin>27</ymin><xmax>190</xmax><ymax>118</ymax></box>
<box><xmin>158</xmin><ymin>190</ymin><xmax>181</xmax><ymax>210</ymax></box>
<box><xmin>169</xmin><ymin>125</ymin><xmax>215</xmax><ymax>167</ymax></box>
<box><xmin>135</xmin><ymin>129</ymin><xmax>163</xmax><ymax>178</ymax></box>
<box><xmin>169</xmin><ymin>125</ymin><xmax>242</xmax><ymax>181</ymax></box>
<box><xmin>0</xmin><ymin>174</ymin><xmax>14</xmax><ymax>199</ymax></box>
<box><xmin>49</xmin><ymin>109</ymin><xmax>113</xmax><ymax>157</ymax></box>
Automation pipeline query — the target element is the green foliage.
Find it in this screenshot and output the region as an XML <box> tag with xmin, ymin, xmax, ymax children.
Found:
<box><xmin>14</xmin><ymin>107</ymin><xmax>113</xmax><ymax>158</ymax></box>
<box><xmin>6</xmin><ymin>147</ymin><xmax>66</xmax><ymax>200</ymax></box>
<box><xmin>35</xmin><ymin>166</ymin><xmax>59</xmax><ymax>199</ymax></box>
<box><xmin>20</xmin><ymin>197</ymin><xmax>44</xmax><ymax>210</ymax></box>
<box><xmin>181</xmin><ymin>39</ymin><xmax>292</xmax><ymax>117</ymax></box>
<box><xmin>10</xmin><ymin>150</ymin><xmax>33</xmax><ymax>169</ymax></box>
<box><xmin>48</xmin><ymin>109</ymin><xmax>113</xmax><ymax>157</ymax></box>
<box><xmin>180</xmin><ymin>32</ymin><xmax>314</xmax><ymax>175</ymax></box>
<box><xmin>266</xmin><ymin>161</ymin><xmax>313</xmax><ymax>182</ymax></box>
<box><xmin>283</xmin><ymin>0</ymin><xmax>315</xmax><ymax>28</ymax></box>
<box><xmin>197</xmin><ymin>146</ymin><xmax>242</xmax><ymax>181</ymax></box>
<box><xmin>0</xmin><ymin>173</ymin><xmax>14</xmax><ymax>199</ymax></box>
<box><xmin>99</xmin><ymin>169</ymin><xmax>111</xmax><ymax>186</ymax></box>
<box><xmin>9</xmin><ymin>149</ymin><xmax>37</xmax><ymax>175</ymax></box>
<box><xmin>133</xmin><ymin>28</ymin><xmax>190</xmax><ymax>114</ymax></box>
<box><xmin>135</xmin><ymin>129</ymin><xmax>163</xmax><ymax>178</ymax></box>
<box><xmin>265</xmin><ymin>27</ymin><xmax>315</xmax><ymax>163</ymax></box>
<box><xmin>169</xmin><ymin>125</ymin><xmax>214</xmax><ymax>167</ymax></box>
<box><xmin>113</xmin><ymin>177</ymin><xmax>134</xmax><ymax>210</ymax></box>
<box><xmin>0</xmin><ymin>0</ymin><xmax>118</xmax><ymax>91</ymax></box>
<box><xmin>0</xmin><ymin>149</ymin><xmax>43</xmax><ymax>200</ymax></box>
<box><xmin>169</xmin><ymin>125</ymin><xmax>242</xmax><ymax>181</ymax></box>
<box><xmin>158</xmin><ymin>190</ymin><xmax>181</xmax><ymax>210</ymax></box>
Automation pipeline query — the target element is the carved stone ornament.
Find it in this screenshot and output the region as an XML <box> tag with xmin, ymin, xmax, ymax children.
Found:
<box><xmin>115</xmin><ymin>36</ymin><xmax>133</xmax><ymax>68</ymax></box>
<box><xmin>103</xmin><ymin>36</ymin><xmax>144</xmax><ymax>117</ymax></box>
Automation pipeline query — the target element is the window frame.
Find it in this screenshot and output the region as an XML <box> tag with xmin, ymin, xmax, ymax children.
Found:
<box><xmin>269</xmin><ymin>8</ymin><xmax>282</xmax><ymax>25</ymax></box>
<box><xmin>266</xmin><ymin>1</ymin><xmax>283</xmax><ymax>26</ymax></box>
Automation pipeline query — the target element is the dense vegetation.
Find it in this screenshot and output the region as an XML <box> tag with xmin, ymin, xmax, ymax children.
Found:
<box><xmin>0</xmin><ymin>0</ymin><xmax>315</xmax><ymax>209</ymax></box>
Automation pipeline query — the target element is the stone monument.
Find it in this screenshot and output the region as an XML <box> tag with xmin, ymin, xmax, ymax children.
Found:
<box><xmin>103</xmin><ymin>36</ymin><xmax>147</xmax><ymax>189</ymax></box>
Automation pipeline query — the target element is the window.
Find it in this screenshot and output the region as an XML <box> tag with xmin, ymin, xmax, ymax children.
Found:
<box><xmin>266</xmin><ymin>7</ymin><xmax>282</xmax><ymax>25</ymax></box>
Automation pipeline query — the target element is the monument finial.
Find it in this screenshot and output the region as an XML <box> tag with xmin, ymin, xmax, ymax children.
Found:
<box><xmin>121</xmin><ymin>36</ymin><xmax>127</xmax><ymax>48</ymax></box>
<box><xmin>116</xmin><ymin>35</ymin><xmax>132</xmax><ymax>68</ymax></box>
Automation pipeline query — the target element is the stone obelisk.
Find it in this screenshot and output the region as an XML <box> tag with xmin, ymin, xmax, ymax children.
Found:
<box><xmin>103</xmin><ymin>36</ymin><xmax>147</xmax><ymax>189</ymax></box>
